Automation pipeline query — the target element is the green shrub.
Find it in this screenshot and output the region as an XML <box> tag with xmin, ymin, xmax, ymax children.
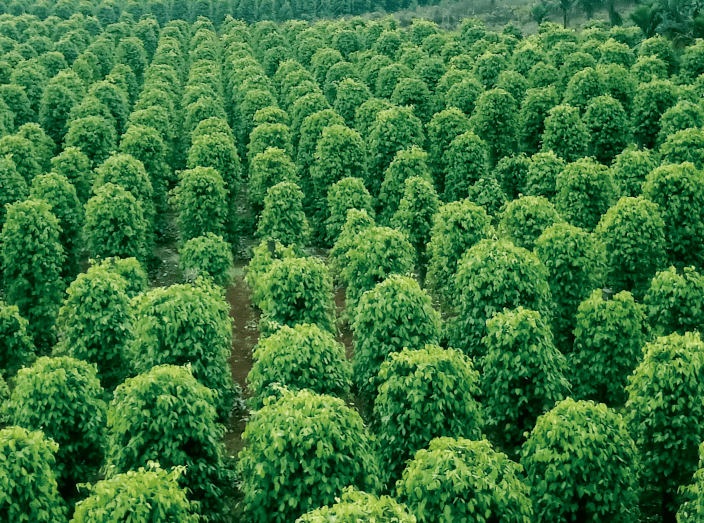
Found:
<box><xmin>610</xmin><ymin>145</ymin><xmax>657</xmax><ymax>197</ymax></box>
<box><xmin>379</xmin><ymin>146</ymin><xmax>431</xmax><ymax>224</ymax></box>
<box><xmin>257</xmin><ymin>181</ymin><xmax>309</xmax><ymax>247</ymax></box>
<box><xmin>678</xmin><ymin>442</ymin><xmax>704</xmax><ymax>523</ymax></box>
<box><xmin>352</xmin><ymin>275</ymin><xmax>440</xmax><ymax>398</ymax></box>
<box><xmin>367</xmin><ymin>106</ymin><xmax>424</xmax><ymax>197</ymax></box>
<box><xmin>492</xmin><ymin>153</ymin><xmax>532</xmax><ymax>202</ymax></box>
<box><xmin>481</xmin><ymin>307</ymin><xmax>570</xmax><ymax>454</ymax></box>
<box><xmin>84</xmin><ymin>183</ymin><xmax>149</xmax><ymax>263</ymax></box>
<box><xmin>596</xmin><ymin>196</ymin><xmax>666</xmax><ymax>298</ymax></box>
<box><xmin>644</xmin><ymin>266</ymin><xmax>704</xmax><ymax>337</ymax></box>
<box><xmin>657</xmin><ymin>100</ymin><xmax>704</xmax><ymax>145</ymax></box>
<box><xmin>50</xmin><ymin>146</ymin><xmax>92</xmax><ymax>204</ymax></box>
<box><xmin>426</xmin><ymin>107</ymin><xmax>471</xmax><ymax>192</ymax></box>
<box><xmin>541</xmin><ymin>104</ymin><xmax>588</xmax><ymax>162</ymax></box>
<box><xmin>0</xmin><ymin>156</ymin><xmax>27</xmax><ymax>232</ymax></box>
<box><xmin>95</xmin><ymin>153</ymin><xmax>154</xmax><ymax>230</ymax></box>
<box><xmin>374</xmin><ymin>345</ymin><xmax>483</xmax><ymax>487</ymax></box>
<box><xmin>106</xmin><ymin>365</ymin><xmax>226</xmax><ymax>521</ymax></box>
<box><xmin>0</xmin><ymin>426</ymin><xmax>68</xmax><ymax>523</ymax></box>
<box><xmin>179</xmin><ymin>233</ymin><xmax>234</xmax><ymax>287</ymax></box>
<box><xmin>519</xmin><ymin>86</ymin><xmax>559</xmax><ymax>155</ymax></box>
<box><xmin>238</xmin><ymin>389</ymin><xmax>380</xmax><ymax>523</ymax></box>
<box><xmin>583</xmin><ymin>95</ymin><xmax>629</xmax><ymax>164</ymax></box>
<box><xmin>188</xmin><ymin>130</ymin><xmax>242</xmax><ymax>195</ymax></box>
<box><xmin>329</xmin><ymin>209</ymin><xmax>376</xmax><ymax>277</ymax></box>
<box><xmin>626</xmin><ymin>332</ymin><xmax>704</xmax><ymax>518</ymax></box>
<box><xmin>392</xmin><ymin>176</ymin><xmax>441</xmax><ymax>268</ymax></box>
<box><xmin>499</xmin><ymin>195</ymin><xmax>562</xmax><ymax>251</ymax></box>
<box><xmin>296</xmin><ymin>487</ymin><xmax>415</xmax><ymax>523</ymax></box>
<box><xmin>340</xmin><ymin>226</ymin><xmax>415</xmax><ymax>312</ymax></box>
<box><xmin>297</xmin><ymin>109</ymin><xmax>344</xmax><ymax>177</ymax></box>
<box><xmin>94</xmin><ymin>257</ymin><xmax>148</xmax><ymax>299</ymax></box>
<box><xmin>324</xmin><ymin>177</ymin><xmax>374</xmax><ymax>247</ymax></box>
<box><xmin>71</xmin><ymin>465</ymin><xmax>199</xmax><ymax>523</ymax></box>
<box><xmin>425</xmin><ymin>200</ymin><xmax>494</xmax><ymax>303</ymax></box>
<box><xmin>247</xmin><ymin>323</ymin><xmax>351</xmax><ymax>408</ymax></box>
<box><xmin>442</xmin><ymin>131</ymin><xmax>487</xmax><ymax>202</ymax></box>
<box><xmin>632</xmin><ymin>79</ymin><xmax>679</xmax><ymax>149</ymax></box>
<box><xmin>8</xmin><ymin>356</ymin><xmax>106</xmax><ymax>495</ymax></box>
<box><xmin>249</xmin><ymin>147</ymin><xmax>298</xmax><ymax>209</ymax></box>
<box><xmin>470</xmin><ymin>88</ymin><xmax>518</xmax><ymax>166</ymax></box>
<box><xmin>445</xmin><ymin>76</ymin><xmax>484</xmax><ymax>117</ymax></box>
<box><xmin>643</xmin><ymin>162</ymin><xmax>704</xmax><ymax>268</ymax></box>
<box><xmin>171</xmin><ymin>166</ymin><xmax>228</xmax><ymax>242</ymax></box>
<box><xmin>333</xmin><ymin>79</ymin><xmax>372</xmax><ymax>124</ymax></box>
<box><xmin>1</xmin><ymin>198</ymin><xmax>65</xmax><ymax>351</ymax></box>
<box><xmin>245</xmin><ymin>239</ymin><xmax>302</xmax><ymax>309</ymax></box>
<box><xmin>397</xmin><ymin>437</ymin><xmax>532</xmax><ymax>523</ymax></box>
<box><xmin>521</xmin><ymin>399</ymin><xmax>639</xmax><ymax>523</ymax></box>
<box><xmin>572</xmin><ymin>289</ymin><xmax>645</xmax><ymax>405</ymax></box>
<box><xmin>64</xmin><ymin>115</ymin><xmax>117</xmax><ymax>167</ymax></box>
<box><xmin>0</xmin><ymin>301</ymin><xmax>34</xmax><ymax>379</ymax></box>
<box><xmin>555</xmin><ymin>157</ymin><xmax>615</xmax><ymax>231</ymax></box>
<box><xmin>451</xmin><ymin>239</ymin><xmax>552</xmax><ymax>359</ymax></box>
<box><xmin>55</xmin><ymin>264</ymin><xmax>132</xmax><ymax>391</ymax></box>
<box><xmin>128</xmin><ymin>281</ymin><xmax>236</xmax><ymax>420</ymax></box>
<box><xmin>0</xmin><ymin>134</ymin><xmax>40</xmax><ymax>183</ymax></box>
<box><xmin>119</xmin><ymin>124</ymin><xmax>169</xmax><ymax>214</ymax></box>
<box><xmin>660</xmin><ymin>128</ymin><xmax>704</xmax><ymax>170</ymax></box>
<box><xmin>30</xmin><ymin>173</ymin><xmax>84</xmax><ymax>283</ymax></box>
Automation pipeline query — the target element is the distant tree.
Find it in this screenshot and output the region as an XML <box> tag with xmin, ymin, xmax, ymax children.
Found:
<box><xmin>426</xmin><ymin>108</ymin><xmax>471</xmax><ymax>193</ymax></box>
<box><xmin>660</xmin><ymin>129</ymin><xmax>704</xmax><ymax>170</ymax></box>
<box><xmin>521</xmin><ymin>399</ymin><xmax>639</xmax><ymax>522</ymax></box>
<box><xmin>445</xmin><ymin>77</ymin><xmax>484</xmax><ymax>117</ymax></box>
<box><xmin>296</xmin><ymin>109</ymin><xmax>344</xmax><ymax>179</ymax></box>
<box><xmin>8</xmin><ymin>357</ymin><xmax>106</xmax><ymax>497</ymax></box>
<box><xmin>379</xmin><ymin>146</ymin><xmax>431</xmax><ymax>224</ymax></box>
<box><xmin>374</xmin><ymin>346</ymin><xmax>484</xmax><ymax>487</ymax></box>
<box><xmin>657</xmin><ymin>100</ymin><xmax>704</xmax><ymax>145</ymax></box>
<box><xmin>333</xmin><ymin>79</ymin><xmax>371</xmax><ymax>125</ymax></box>
<box><xmin>626</xmin><ymin>332</ymin><xmax>704</xmax><ymax>521</ymax></box>
<box><xmin>0</xmin><ymin>135</ymin><xmax>40</xmax><ymax>184</ymax></box>
<box><xmin>493</xmin><ymin>153</ymin><xmax>532</xmax><ymax>202</ymax></box>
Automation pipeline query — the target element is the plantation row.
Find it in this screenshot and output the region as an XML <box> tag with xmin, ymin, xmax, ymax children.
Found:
<box><xmin>0</xmin><ymin>6</ymin><xmax>703</xmax><ymax>523</ymax></box>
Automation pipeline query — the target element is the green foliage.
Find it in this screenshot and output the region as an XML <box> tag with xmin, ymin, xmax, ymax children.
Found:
<box><xmin>245</xmin><ymin>239</ymin><xmax>302</xmax><ymax>309</ymax></box>
<box><xmin>71</xmin><ymin>465</ymin><xmax>199</xmax><ymax>523</ymax></box>
<box><xmin>379</xmin><ymin>146</ymin><xmax>431</xmax><ymax>224</ymax></box>
<box><xmin>572</xmin><ymin>289</ymin><xmax>646</xmax><ymax>405</ymax></box>
<box><xmin>626</xmin><ymin>332</ymin><xmax>704</xmax><ymax>509</ymax></box>
<box><xmin>397</xmin><ymin>437</ymin><xmax>532</xmax><ymax>523</ymax></box>
<box><xmin>94</xmin><ymin>257</ymin><xmax>148</xmax><ymax>299</ymax></box>
<box><xmin>188</xmin><ymin>131</ymin><xmax>242</xmax><ymax>197</ymax></box>
<box><xmin>555</xmin><ymin>157</ymin><xmax>615</xmax><ymax>231</ymax></box>
<box><xmin>367</xmin><ymin>106</ymin><xmax>424</xmax><ymax>197</ymax></box>
<box><xmin>0</xmin><ymin>426</ymin><xmax>68</xmax><ymax>523</ymax></box>
<box><xmin>562</xmin><ymin>67</ymin><xmax>604</xmax><ymax>114</ymax></box>
<box><xmin>171</xmin><ymin>167</ymin><xmax>228</xmax><ymax>242</ymax></box>
<box><xmin>84</xmin><ymin>183</ymin><xmax>149</xmax><ymax>264</ymax></box>
<box><xmin>610</xmin><ymin>145</ymin><xmax>657</xmax><ymax>197</ymax></box>
<box><xmin>426</xmin><ymin>107</ymin><xmax>471</xmax><ymax>192</ymax></box>
<box><xmin>445</xmin><ymin>76</ymin><xmax>484</xmax><ymax>116</ymax></box>
<box><xmin>632</xmin><ymin>79</ymin><xmax>679</xmax><ymax>149</ymax></box>
<box><xmin>660</xmin><ymin>128</ymin><xmax>704</xmax><ymax>170</ymax></box>
<box><xmin>519</xmin><ymin>86</ymin><xmax>559</xmax><ymax>155</ymax></box>
<box><xmin>249</xmin><ymin>147</ymin><xmax>298</xmax><ymax>209</ymax></box>
<box><xmin>524</xmin><ymin>151</ymin><xmax>565</xmax><ymax>200</ymax></box>
<box><xmin>451</xmin><ymin>239</ymin><xmax>552</xmax><ymax>358</ymax></box>
<box><xmin>30</xmin><ymin>173</ymin><xmax>84</xmax><ymax>283</ymax></box>
<box><xmin>499</xmin><ymin>195</ymin><xmax>562</xmax><ymax>251</ymax></box>
<box><xmin>0</xmin><ymin>155</ymin><xmax>26</xmax><ymax>233</ymax></box>
<box><xmin>247</xmin><ymin>323</ymin><xmax>350</xmax><ymax>408</ymax></box>
<box><xmin>658</xmin><ymin>100</ymin><xmax>704</xmax><ymax>145</ymax></box>
<box><xmin>0</xmin><ymin>134</ymin><xmax>39</xmax><ymax>184</ymax></box>
<box><xmin>238</xmin><ymin>389</ymin><xmax>380</xmax><ymax>523</ymax></box>
<box><xmin>678</xmin><ymin>442</ymin><xmax>704</xmax><ymax>523</ymax></box>
<box><xmin>128</xmin><ymin>281</ymin><xmax>236</xmax><ymax>420</ymax></box>
<box><xmin>333</xmin><ymin>79</ymin><xmax>371</xmax><ymax>124</ymax></box>
<box><xmin>643</xmin><ymin>162</ymin><xmax>704</xmax><ymax>268</ymax></box>
<box><xmin>107</xmin><ymin>365</ymin><xmax>226</xmax><ymax>520</ymax></box>
<box><xmin>64</xmin><ymin>115</ymin><xmax>118</xmax><ymax>167</ymax></box>
<box><xmin>50</xmin><ymin>147</ymin><xmax>92</xmax><ymax>206</ymax></box>
<box><xmin>425</xmin><ymin>200</ymin><xmax>494</xmax><ymax>302</ymax></box>
<box><xmin>481</xmin><ymin>307</ymin><xmax>570</xmax><ymax>454</ymax></box>
<box><xmin>179</xmin><ymin>233</ymin><xmax>234</xmax><ymax>287</ymax></box>
<box><xmin>541</xmin><ymin>104</ymin><xmax>588</xmax><ymax>162</ymax></box>
<box><xmin>340</xmin><ymin>226</ymin><xmax>415</xmax><ymax>312</ymax></box>
<box><xmin>392</xmin><ymin>176</ymin><xmax>440</xmax><ymax>267</ymax></box>
<box><xmin>297</xmin><ymin>109</ymin><xmax>344</xmax><ymax>179</ymax></box>
<box><xmin>596</xmin><ymin>196</ymin><xmax>666</xmax><ymax>298</ymax></box>
<box><xmin>260</xmin><ymin>256</ymin><xmax>336</xmax><ymax>334</ymax></box>
<box><xmin>521</xmin><ymin>399</ymin><xmax>639</xmax><ymax>523</ymax></box>
<box><xmin>352</xmin><ymin>275</ymin><xmax>440</xmax><ymax>398</ymax></box>
<box><xmin>296</xmin><ymin>487</ymin><xmax>415</xmax><ymax>523</ymax></box>
<box><xmin>374</xmin><ymin>346</ymin><xmax>483</xmax><ymax>487</ymax></box>
<box><xmin>644</xmin><ymin>266</ymin><xmax>704</xmax><ymax>337</ymax></box>
<box><xmin>325</xmin><ymin>177</ymin><xmax>375</xmax><ymax>247</ymax></box>
<box><xmin>0</xmin><ymin>301</ymin><xmax>34</xmax><ymax>379</ymax></box>
<box><xmin>583</xmin><ymin>95</ymin><xmax>629</xmax><ymax>164</ymax></box>
<box><xmin>257</xmin><ymin>181</ymin><xmax>309</xmax><ymax>247</ymax></box>
<box><xmin>55</xmin><ymin>264</ymin><xmax>132</xmax><ymax>392</ymax></box>
<box><xmin>470</xmin><ymin>88</ymin><xmax>518</xmax><ymax>166</ymax></box>
<box><xmin>390</xmin><ymin>77</ymin><xmax>434</xmax><ymax>124</ymax></box>
<box><xmin>442</xmin><ymin>131</ymin><xmax>487</xmax><ymax>202</ymax></box>
<box><xmin>1</xmin><ymin>198</ymin><xmax>65</xmax><ymax>351</ymax></box>
<box><xmin>8</xmin><ymin>356</ymin><xmax>106</xmax><ymax>495</ymax></box>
